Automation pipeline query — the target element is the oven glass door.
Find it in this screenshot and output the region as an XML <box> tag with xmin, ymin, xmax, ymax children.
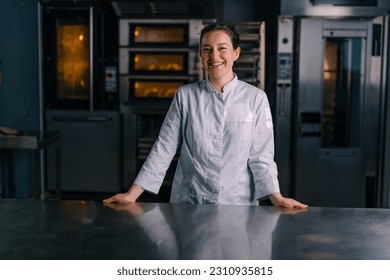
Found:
<box><xmin>56</xmin><ymin>22</ymin><xmax>90</xmax><ymax>101</ymax></box>
<box><xmin>129</xmin><ymin>52</ymin><xmax>187</xmax><ymax>74</ymax></box>
<box><xmin>43</xmin><ymin>8</ymin><xmax>92</xmax><ymax>110</ymax></box>
<box><xmin>130</xmin><ymin>80</ymin><xmax>184</xmax><ymax>99</ymax></box>
<box><xmin>129</xmin><ymin>24</ymin><xmax>188</xmax><ymax>46</ymax></box>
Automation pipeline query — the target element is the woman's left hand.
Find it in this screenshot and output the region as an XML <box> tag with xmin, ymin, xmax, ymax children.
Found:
<box><xmin>269</xmin><ymin>192</ymin><xmax>308</xmax><ymax>209</ymax></box>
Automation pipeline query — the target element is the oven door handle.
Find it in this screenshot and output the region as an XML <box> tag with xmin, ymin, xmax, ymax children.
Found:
<box><xmin>299</xmin><ymin>112</ymin><xmax>322</xmax><ymax>137</ymax></box>
<box><xmin>89</xmin><ymin>6</ymin><xmax>94</xmax><ymax>111</ymax></box>
<box><xmin>52</xmin><ymin>116</ymin><xmax>113</xmax><ymax>123</ymax></box>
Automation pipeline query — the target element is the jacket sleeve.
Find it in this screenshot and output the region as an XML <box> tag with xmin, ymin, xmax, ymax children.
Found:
<box><xmin>247</xmin><ymin>92</ymin><xmax>280</xmax><ymax>200</ymax></box>
<box><xmin>134</xmin><ymin>93</ymin><xmax>182</xmax><ymax>194</ymax></box>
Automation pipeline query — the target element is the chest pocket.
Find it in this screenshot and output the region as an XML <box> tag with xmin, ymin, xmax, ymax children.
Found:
<box><xmin>224</xmin><ymin>103</ymin><xmax>254</xmax><ymax>152</ymax></box>
<box><xmin>225</xmin><ymin>103</ymin><xmax>253</xmax><ymax>122</ymax></box>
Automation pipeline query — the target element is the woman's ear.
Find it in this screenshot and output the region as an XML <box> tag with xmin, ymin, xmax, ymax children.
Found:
<box><xmin>234</xmin><ymin>47</ymin><xmax>241</xmax><ymax>61</ymax></box>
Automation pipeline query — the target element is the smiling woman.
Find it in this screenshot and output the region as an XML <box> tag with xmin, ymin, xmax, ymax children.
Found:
<box><xmin>104</xmin><ymin>23</ymin><xmax>308</xmax><ymax>208</ymax></box>
<box><xmin>199</xmin><ymin>24</ymin><xmax>241</xmax><ymax>92</ymax></box>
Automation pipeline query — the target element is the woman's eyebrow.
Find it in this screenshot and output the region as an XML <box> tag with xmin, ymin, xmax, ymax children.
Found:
<box><xmin>201</xmin><ymin>43</ymin><xmax>228</xmax><ymax>47</ymax></box>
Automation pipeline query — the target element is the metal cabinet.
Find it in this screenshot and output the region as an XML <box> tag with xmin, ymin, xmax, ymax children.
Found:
<box><xmin>46</xmin><ymin>110</ymin><xmax>121</xmax><ymax>193</ymax></box>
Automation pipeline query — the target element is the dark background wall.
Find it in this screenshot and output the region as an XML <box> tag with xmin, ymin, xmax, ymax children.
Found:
<box><xmin>0</xmin><ymin>0</ymin><xmax>40</xmax><ymax>197</ymax></box>
<box><xmin>0</xmin><ymin>0</ymin><xmax>40</xmax><ymax>131</ymax></box>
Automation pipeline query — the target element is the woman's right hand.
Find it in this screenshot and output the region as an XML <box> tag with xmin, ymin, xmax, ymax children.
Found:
<box><xmin>103</xmin><ymin>184</ymin><xmax>145</xmax><ymax>204</ymax></box>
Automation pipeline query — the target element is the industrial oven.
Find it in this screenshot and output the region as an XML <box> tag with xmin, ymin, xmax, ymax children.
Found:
<box><xmin>274</xmin><ymin>0</ymin><xmax>390</xmax><ymax>207</ymax></box>
<box><xmin>41</xmin><ymin>2</ymin><xmax>122</xmax><ymax>194</ymax></box>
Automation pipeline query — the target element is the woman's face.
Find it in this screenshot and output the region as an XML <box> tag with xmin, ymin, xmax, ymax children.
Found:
<box><xmin>200</xmin><ymin>30</ymin><xmax>240</xmax><ymax>84</ymax></box>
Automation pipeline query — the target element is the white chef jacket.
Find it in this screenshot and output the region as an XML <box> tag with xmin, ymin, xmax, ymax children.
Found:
<box><xmin>134</xmin><ymin>75</ymin><xmax>280</xmax><ymax>205</ymax></box>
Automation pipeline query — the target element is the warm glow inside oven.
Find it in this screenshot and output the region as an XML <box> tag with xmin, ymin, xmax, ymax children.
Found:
<box><xmin>56</xmin><ymin>24</ymin><xmax>90</xmax><ymax>100</ymax></box>
<box><xmin>132</xmin><ymin>80</ymin><xmax>183</xmax><ymax>98</ymax></box>
<box><xmin>131</xmin><ymin>25</ymin><xmax>187</xmax><ymax>44</ymax></box>
<box><xmin>130</xmin><ymin>53</ymin><xmax>185</xmax><ymax>72</ymax></box>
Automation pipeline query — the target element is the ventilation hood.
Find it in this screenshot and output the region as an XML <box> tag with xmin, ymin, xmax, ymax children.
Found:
<box><xmin>111</xmin><ymin>0</ymin><xmax>216</xmax><ymax>18</ymax></box>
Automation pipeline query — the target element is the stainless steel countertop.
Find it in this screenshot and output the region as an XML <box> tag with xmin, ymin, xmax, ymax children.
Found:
<box><xmin>1</xmin><ymin>199</ymin><xmax>389</xmax><ymax>260</ymax></box>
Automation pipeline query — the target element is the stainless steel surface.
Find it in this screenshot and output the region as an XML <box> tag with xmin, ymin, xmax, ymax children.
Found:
<box><xmin>1</xmin><ymin>200</ymin><xmax>390</xmax><ymax>260</ymax></box>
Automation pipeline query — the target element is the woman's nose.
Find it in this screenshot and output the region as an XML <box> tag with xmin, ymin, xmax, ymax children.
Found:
<box><xmin>209</xmin><ymin>50</ymin><xmax>218</xmax><ymax>58</ymax></box>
